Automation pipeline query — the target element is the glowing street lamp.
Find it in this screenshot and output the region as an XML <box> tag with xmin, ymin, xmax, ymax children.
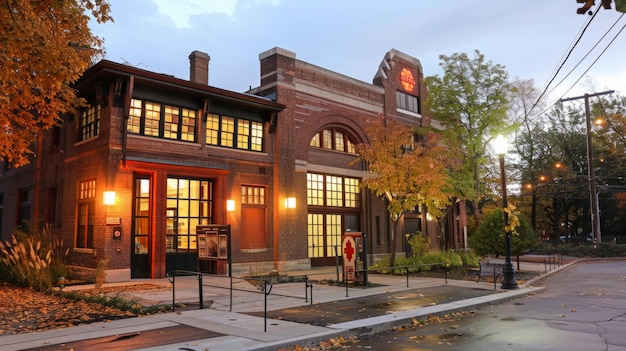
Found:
<box><xmin>493</xmin><ymin>135</ymin><xmax>519</xmax><ymax>290</ymax></box>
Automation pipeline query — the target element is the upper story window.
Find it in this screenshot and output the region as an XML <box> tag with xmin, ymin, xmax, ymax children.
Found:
<box><xmin>128</xmin><ymin>99</ymin><xmax>197</xmax><ymax>142</ymax></box>
<box><xmin>79</xmin><ymin>105</ymin><xmax>100</xmax><ymax>141</ymax></box>
<box><xmin>307</xmin><ymin>173</ymin><xmax>360</xmax><ymax>208</ymax></box>
<box><xmin>396</xmin><ymin>91</ymin><xmax>420</xmax><ymax>114</ymax></box>
<box><xmin>206</xmin><ymin>113</ymin><xmax>264</xmax><ymax>152</ymax></box>
<box><xmin>310</xmin><ymin>128</ymin><xmax>357</xmax><ymax>154</ymax></box>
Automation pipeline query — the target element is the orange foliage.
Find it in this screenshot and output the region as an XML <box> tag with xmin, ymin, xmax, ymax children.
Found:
<box><xmin>356</xmin><ymin>116</ymin><xmax>452</xmax><ymax>219</ymax></box>
<box><xmin>0</xmin><ymin>0</ymin><xmax>113</xmax><ymax>166</ymax></box>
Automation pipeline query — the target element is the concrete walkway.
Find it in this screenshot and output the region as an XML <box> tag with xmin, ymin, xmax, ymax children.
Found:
<box><xmin>0</xmin><ymin>259</ymin><xmax>570</xmax><ymax>351</ymax></box>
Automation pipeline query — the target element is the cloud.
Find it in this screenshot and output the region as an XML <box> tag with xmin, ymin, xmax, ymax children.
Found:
<box><xmin>150</xmin><ymin>0</ymin><xmax>238</xmax><ymax>28</ymax></box>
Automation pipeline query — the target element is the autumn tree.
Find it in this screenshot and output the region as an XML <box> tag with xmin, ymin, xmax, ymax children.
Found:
<box><xmin>356</xmin><ymin>116</ymin><xmax>453</xmax><ymax>267</ymax></box>
<box><xmin>1</xmin><ymin>0</ymin><xmax>113</xmax><ymax>166</ymax></box>
<box><xmin>424</xmin><ymin>50</ymin><xmax>513</xmax><ymax>228</ymax></box>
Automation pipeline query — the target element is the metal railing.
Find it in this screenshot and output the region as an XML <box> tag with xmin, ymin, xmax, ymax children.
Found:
<box><xmin>341</xmin><ymin>262</ymin><xmax>448</xmax><ymax>297</ymax></box>
<box><xmin>166</xmin><ymin>270</ymin><xmax>312</xmax><ymax>332</ymax></box>
<box><xmin>544</xmin><ymin>252</ymin><xmax>563</xmax><ymax>272</ymax></box>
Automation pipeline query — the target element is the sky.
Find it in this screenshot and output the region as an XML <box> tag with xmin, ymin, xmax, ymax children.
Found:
<box><xmin>89</xmin><ymin>0</ymin><xmax>626</xmax><ymax>108</ymax></box>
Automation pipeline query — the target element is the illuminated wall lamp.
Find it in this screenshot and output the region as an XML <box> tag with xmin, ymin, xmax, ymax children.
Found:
<box><xmin>103</xmin><ymin>191</ymin><xmax>116</xmax><ymax>206</ymax></box>
<box><xmin>226</xmin><ymin>199</ymin><xmax>235</xmax><ymax>212</ymax></box>
<box><xmin>285</xmin><ymin>197</ymin><xmax>296</xmax><ymax>209</ymax></box>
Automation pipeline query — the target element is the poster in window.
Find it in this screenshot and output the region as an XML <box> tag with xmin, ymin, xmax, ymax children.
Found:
<box><xmin>197</xmin><ymin>234</ymin><xmax>206</xmax><ymax>257</ymax></box>
<box><xmin>218</xmin><ymin>234</ymin><xmax>227</xmax><ymax>258</ymax></box>
<box><xmin>207</xmin><ymin>232</ymin><xmax>218</xmax><ymax>258</ymax></box>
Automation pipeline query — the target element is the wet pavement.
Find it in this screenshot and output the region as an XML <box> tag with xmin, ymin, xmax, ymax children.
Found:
<box><xmin>0</xmin><ymin>258</ymin><xmax>562</xmax><ymax>351</ymax></box>
<box><xmin>247</xmin><ymin>284</ymin><xmax>499</xmax><ymax>326</ymax></box>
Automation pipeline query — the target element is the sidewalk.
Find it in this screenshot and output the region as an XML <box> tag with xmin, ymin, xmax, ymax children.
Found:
<box><xmin>0</xmin><ymin>260</ymin><xmax>569</xmax><ymax>351</ymax></box>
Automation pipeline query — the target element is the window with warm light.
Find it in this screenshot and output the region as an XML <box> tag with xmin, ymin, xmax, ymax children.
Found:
<box><xmin>306</xmin><ymin>173</ymin><xmax>361</xmax><ymax>260</ymax></box>
<box><xmin>306</xmin><ymin>173</ymin><xmax>360</xmax><ymax>208</ymax></box>
<box><xmin>127</xmin><ymin>99</ymin><xmax>197</xmax><ymax>142</ymax></box>
<box><xmin>133</xmin><ymin>177</ymin><xmax>150</xmax><ymax>255</ymax></box>
<box><xmin>309</xmin><ymin>128</ymin><xmax>358</xmax><ymax>154</ymax></box>
<box><xmin>165</xmin><ymin>178</ymin><xmax>212</xmax><ymax>253</ymax></box>
<box><xmin>241</xmin><ymin>185</ymin><xmax>265</xmax><ymax>205</ymax></box>
<box><xmin>206</xmin><ymin>113</ymin><xmax>264</xmax><ymax>152</ymax></box>
<box><xmin>307</xmin><ymin>213</ymin><xmax>342</xmax><ymax>258</ymax></box>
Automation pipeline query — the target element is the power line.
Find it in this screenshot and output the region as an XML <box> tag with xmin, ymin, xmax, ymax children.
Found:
<box><xmin>556</xmin><ymin>20</ymin><xmax>626</xmax><ymax>100</ymax></box>
<box><xmin>527</xmin><ymin>7</ymin><xmax>600</xmax><ymax>117</ymax></box>
<box><xmin>545</xmin><ymin>13</ymin><xmax>625</xmax><ymax>99</ymax></box>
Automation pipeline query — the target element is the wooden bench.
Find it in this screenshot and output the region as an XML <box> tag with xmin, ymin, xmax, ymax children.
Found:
<box><xmin>477</xmin><ymin>262</ymin><xmax>504</xmax><ymax>283</ymax></box>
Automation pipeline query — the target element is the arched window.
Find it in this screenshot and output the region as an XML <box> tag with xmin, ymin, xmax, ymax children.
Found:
<box><xmin>310</xmin><ymin>128</ymin><xmax>357</xmax><ymax>154</ymax></box>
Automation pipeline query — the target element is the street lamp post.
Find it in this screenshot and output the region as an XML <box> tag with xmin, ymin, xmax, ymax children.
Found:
<box><xmin>494</xmin><ymin>135</ymin><xmax>518</xmax><ymax>290</ymax></box>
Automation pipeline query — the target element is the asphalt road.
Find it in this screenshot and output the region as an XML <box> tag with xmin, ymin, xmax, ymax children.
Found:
<box><xmin>336</xmin><ymin>260</ymin><xmax>626</xmax><ymax>350</ymax></box>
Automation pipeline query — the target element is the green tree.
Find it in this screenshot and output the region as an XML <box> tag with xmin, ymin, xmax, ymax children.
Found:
<box><xmin>590</xmin><ymin>94</ymin><xmax>626</xmax><ymax>239</ymax></box>
<box><xmin>356</xmin><ymin>116</ymin><xmax>453</xmax><ymax>267</ymax></box>
<box><xmin>425</xmin><ymin>50</ymin><xmax>513</xmax><ymax>228</ymax></box>
<box><xmin>1</xmin><ymin>0</ymin><xmax>113</xmax><ymax>166</ymax></box>
<box><xmin>509</xmin><ymin>78</ymin><xmax>556</xmax><ymax>233</ymax></box>
<box><xmin>469</xmin><ymin>208</ymin><xmax>536</xmax><ymax>257</ymax></box>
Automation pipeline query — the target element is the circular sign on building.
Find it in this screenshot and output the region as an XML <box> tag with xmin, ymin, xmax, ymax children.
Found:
<box><xmin>400</xmin><ymin>67</ymin><xmax>416</xmax><ymax>92</ymax></box>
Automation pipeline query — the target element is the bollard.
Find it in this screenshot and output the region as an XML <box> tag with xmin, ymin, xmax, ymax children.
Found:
<box><xmin>171</xmin><ymin>274</ymin><xmax>176</xmax><ymax>311</ymax></box>
<box><xmin>263</xmin><ymin>280</ymin><xmax>272</xmax><ymax>333</ymax></box>
<box><xmin>199</xmin><ymin>274</ymin><xmax>204</xmax><ymax>309</ymax></box>
<box><xmin>304</xmin><ymin>276</ymin><xmax>313</xmax><ymax>304</ymax></box>
<box><xmin>305</xmin><ymin>276</ymin><xmax>309</xmax><ymax>302</ymax></box>
<box><xmin>406</xmin><ymin>267</ymin><xmax>409</xmax><ymax>288</ymax></box>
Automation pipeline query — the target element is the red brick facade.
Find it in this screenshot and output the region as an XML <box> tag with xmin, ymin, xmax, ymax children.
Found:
<box><xmin>0</xmin><ymin>48</ymin><xmax>467</xmax><ymax>282</ymax></box>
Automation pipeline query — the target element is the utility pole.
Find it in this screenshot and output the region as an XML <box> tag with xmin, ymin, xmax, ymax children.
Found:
<box><xmin>560</xmin><ymin>90</ymin><xmax>614</xmax><ymax>247</ymax></box>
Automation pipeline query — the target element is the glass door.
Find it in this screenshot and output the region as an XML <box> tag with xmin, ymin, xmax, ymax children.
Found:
<box><xmin>131</xmin><ymin>177</ymin><xmax>151</xmax><ymax>278</ymax></box>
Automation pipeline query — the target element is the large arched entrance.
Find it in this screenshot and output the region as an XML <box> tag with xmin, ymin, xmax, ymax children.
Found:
<box><xmin>306</xmin><ymin>126</ymin><xmax>364</xmax><ymax>267</ymax></box>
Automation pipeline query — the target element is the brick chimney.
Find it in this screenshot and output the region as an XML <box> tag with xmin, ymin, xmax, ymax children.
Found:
<box><xmin>189</xmin><ymin>50</ymin><xmax>210</xmax><ymax>85</ymax></box>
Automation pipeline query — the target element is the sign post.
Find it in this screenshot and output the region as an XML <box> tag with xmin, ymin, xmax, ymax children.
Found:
<box><xmin>341</xmin><ymin>232</ymin><xmax>368</xmax><ymax>286</ymax></box>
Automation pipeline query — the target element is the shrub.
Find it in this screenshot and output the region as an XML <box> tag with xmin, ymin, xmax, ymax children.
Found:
<box><xmin>457</xmin><ymin>250</ymin><xmax>481</xmax><ymax>266</ymax></box>
<box><xmin>469</xmin><ymin>208</ymin><xmax>536</xmax><ymax>257</ymax></box>
<box><xmin>406</xmin><ymin>231</ymin><xmax>430</xmax><ymax>257</ymax></box>
<box><xmin>0</xmin><ymin>225</ymin><xmax>69</xmax><ymax>291</ymax></box>
<box><xmin>535</xmin><ymin>242</ymin><xmax>626</xmax><ymax>258</ymax></box>
<box><xmin>369</xmin><ymin>250</ymin><xmax>480</xmax><ymax>275</ymax></box>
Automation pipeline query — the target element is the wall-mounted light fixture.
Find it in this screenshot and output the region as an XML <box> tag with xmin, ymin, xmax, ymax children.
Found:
<box><xmin>226</xmin><ymin>199</ymin><xmax>235</xmax><ymax>212</ymax></box>
<box><xmin>285</xmin><ymin>197</ymin><xmax>296</xmax><ymax>209</ymax></box>
<box><xmin>103</xmin><ymin>191</ymin><xmax>116</xmax><ymax>205</ymax></box>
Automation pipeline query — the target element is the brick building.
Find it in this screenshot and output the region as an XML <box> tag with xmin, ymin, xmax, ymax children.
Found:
<box><xmin>0</xmin><ymin>48</ymin><xmax>467</xmax><ymax>281</ymax></box>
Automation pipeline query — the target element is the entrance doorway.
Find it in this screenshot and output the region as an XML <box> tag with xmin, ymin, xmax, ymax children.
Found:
<box><xmin>164</xmin><ymin>177</ymin><xmax>213</xmax><ymax>273</ymax></box>
<box><xmin>131</xmin><ymin>177</ymin><xmax>150</xmax><ymax>278</ymax></box>
<box><xmin>308</xmin><ymin>213</ymin><xmax>360</xmax><ymax>266</ymax></box>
